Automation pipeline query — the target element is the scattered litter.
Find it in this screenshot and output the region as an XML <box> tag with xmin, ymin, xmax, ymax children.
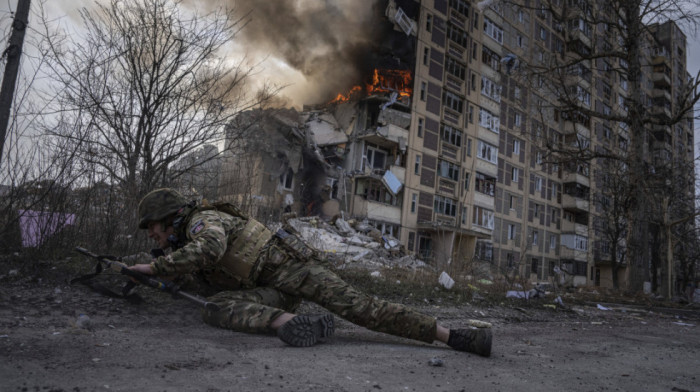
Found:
<box><xmin>8</xmin><ymin>270</ymin><xmax>18</xmax><ymax>276</ymax></box>
<box><xmin>591</xmin><ymin>322</ymin><xmax>603</xmax><ymax>325</ymax></box>
<box><xmin>467</xmin><ymin>319</ymin><xmax>492</xmax><ymax>328</ymax></box>
<box><xmin>478</xmin><ymin>279</ymin><xmax>493</xmax><ymax>285</ymax></box>
<box><xmin>0</xmin><ymin>335</ymin><xmax>8</xmax><ymax>338</ymax></box>
<box><xmin>438</xmin><ymin>271</ymin><xmax>455</xmax><ymax>290</ymax></box>
<box><xmin>92</xmin><ymin>358</ymin><xmax>101</xmax><ymax>362</ymax></box>
<box><xmin>428</xmin><ymin>357</ymin><xmax>444</xmax><ymax>367</ymax></box>
<box><xmin>597</xmin><ymin>304</ymin><xmax>611</xmax><ymax>311</ymax></box>
<box><xmin>507</xmin><ymin>291</ymin><xmax>529</xmax><ymax>299</ymax></box>
<box><xmin>52</xmin><ymin>331</ymin><xmax>61</xmax><ymax>335</ymax></box>
<box><xmin>554</xmin><ymin>296</ymin><xmax>564</xmax><ymax>306</ymax></box>
<box><xmin>370</xmin><ymin>271</ymin><xmax>381</xmax><ymax>278</ymax></box>
<box><xmin>672</xmin><ymin>322</ymin><xmax>695</xmax><ymax>327</ymax></box>
<box><xmin>543</xmin><ymin>304</ymin><xmax>556</xmax><ymax>309</ymax></box>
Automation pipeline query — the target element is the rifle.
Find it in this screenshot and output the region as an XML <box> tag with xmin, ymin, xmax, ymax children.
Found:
<box><xmin>72</xmin><ymin>247</ymin><xmax>220</xmax><ymax>311</ymax></box>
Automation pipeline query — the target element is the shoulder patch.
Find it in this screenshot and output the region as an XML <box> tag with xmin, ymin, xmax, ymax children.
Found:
<box><xmin>190</xmin><ymin>219</ymin><xmax>206</xmax><ymax>235</ymax></box>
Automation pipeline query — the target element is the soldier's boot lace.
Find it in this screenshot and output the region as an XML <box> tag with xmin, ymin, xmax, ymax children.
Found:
<box><xmin>447</xmin><ymin>327</ymin><xmax>492</xmax><ymax>357</ymax></box>
<box><xmin>277</xmin><ymin>314</ymin><xmax>335</xmax><ymax>347</ymax></box>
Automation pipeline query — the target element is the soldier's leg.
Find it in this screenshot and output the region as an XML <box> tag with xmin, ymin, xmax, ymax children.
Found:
<box><xmin>267</xmin><ymin>260</ymin><xmax>437</xmax><ymax>344</ymax></box>
<box><xmin>202</xmin><ymin>287</ymin><xmax>301</xmax><ymax>334</ymax></box>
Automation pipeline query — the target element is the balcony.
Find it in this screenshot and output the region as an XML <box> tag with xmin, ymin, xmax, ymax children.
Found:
<box><xmin>562</xmin><ymin>194</ymin><xmax>589</xmax><ymax>212</ymax></box>
<box><xmin>562</xmin><ymin>120</ymin><xmax>590</xmax><ymax>138</ymax></box>
<box><xmin>652</xmin><ymin>61</ymin><xmax>671</xmax><ymax>88</ymax></box>
<box><xmin>560</xmin><ymin>246</ymin><xmax>587</xmax><ymax>261</ymax></box>
<box><xmin>568</xmin><ymin>28</ymin><xmax>591</xmax><ymax>51</ymax></box>
<box><xmin>359</xmin><ymin>123</ymin><xmax>409</xmax><ymax>150</ymax></box>
<box><xmin>562</xmin><ymin>171</ymin><xmax>590</xmax><ymax>187</ymax></box>
<box><xmin>352</xmin><ymin>195</ymin><xmax>402</xmax><ymax>224</ymax></box>
<box><xmin>561</xmin><ymin>220</ymin><xmax>587</xmax><ymax>236</ymax></box>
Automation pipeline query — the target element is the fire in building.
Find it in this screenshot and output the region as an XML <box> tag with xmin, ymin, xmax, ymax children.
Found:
<box><xmin>213</xmin><ymin>0</ymin><xmax>696</xmax><ymax>293</ymax></box>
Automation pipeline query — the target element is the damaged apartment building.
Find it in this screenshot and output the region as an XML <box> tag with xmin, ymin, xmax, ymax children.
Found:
<box><xmin>218</xmin><ymin>0</ymin><xmax>696</xmax><ymax>290</ymax></box>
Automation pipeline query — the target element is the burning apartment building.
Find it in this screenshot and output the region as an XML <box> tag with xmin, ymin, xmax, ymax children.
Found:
<box><xmin>218</xmin><ymin>0</ymin><xmax>696</xmax><ymax>290</ymax></box>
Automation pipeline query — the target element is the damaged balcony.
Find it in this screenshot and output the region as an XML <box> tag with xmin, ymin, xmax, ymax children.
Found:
<box><xmin>353</xmin><ymin>177</ymin><xmax>402</xmax><ymax>227</ymax></box>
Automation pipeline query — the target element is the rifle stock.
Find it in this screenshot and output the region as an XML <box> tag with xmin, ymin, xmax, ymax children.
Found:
<box><xmin>74</xmin><ymin>247</ymin><xmax>220</xmax><ymax>312</ymax></box>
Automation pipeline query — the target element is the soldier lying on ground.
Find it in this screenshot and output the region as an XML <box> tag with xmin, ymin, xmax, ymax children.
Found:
<box><xmin>127</xmin><ymin>188</ymin><xmax>492</xmax><ymax>356</ymax></box>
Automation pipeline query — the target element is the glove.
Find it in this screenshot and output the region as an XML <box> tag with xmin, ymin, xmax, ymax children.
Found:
<box><xmin>120</xmin><ymin>252</ymin><xmax>153</xmax><ymax>265</ymax></box>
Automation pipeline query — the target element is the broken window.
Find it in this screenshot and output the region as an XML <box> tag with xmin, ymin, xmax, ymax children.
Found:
<box><xmin>358</xmin><ymin>179</ymin><xmax>401</xmax><ymax>207</ymax></box>
<box><xmin>482</xmin><ymin>45</ymin><xmax>501</xmax><ymax>71</ymax></box>
<box><xmin>440</xmin><ymin>123</ymin><xmax>462</xmax><ymax>147</ymax></box>
<box><xmin>364</xmin><ymin>143</ymin><xmax>388</xmax><ymax>173</ymax></box>
<box><xmin>473</xmin><ymin>206</ymin><xmax>495</xmax><ymax>229</ymax></box>
<box><xmin>279</xmin><ymin>167</ymin><xmax>294</xmax><ymax>190</ymax></box>
<box><xmin>442</xmin><ymin>90</ymin><xmax>464</xmax><ymax>113</ymax></box>
<box><xmin>449</xmin><ymin>0</ymin><xmax>470</xmax><ymax>18</ymax></box>
<box><xmin>477</xmin><ymin>140</ymin><xmax>498</xmax><ymax>164</ymax></box>
<box><xmin>483</xmin><ymin>17</ymin><xmax>503</xmax><ymax>44</ymax></box>
<box><xmin>438</xmin><ymin>159</ymin><xmax>460</xmax><ymax>181</ymax></box>
<box><xmin>475</xmin><ymin>172</ymin><xmax>495</xmax><ymax>196</ymax></box>
<box><xmin>418</xmin><ymin>235</ymin><xmax>433</xmax><ymax>260</ymax></box>
<box><xmin>447</xmin><ymin>22</ymin><xmax>468</xmax><ymax>48</ymax></box>
<box><xmin>445</xmin><ymin>56</ymin><xmax>466</xmax><ymax>80</ymax></box>
<box><xmin>434</xmin><ymin>195</ymin><xmax>457</xmax><ymax>217</ymax></box>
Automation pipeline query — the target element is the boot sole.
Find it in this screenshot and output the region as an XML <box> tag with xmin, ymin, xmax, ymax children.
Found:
<box><xmin>278</xmin><ymin>314</ymin><xmax>335</xmax><ymax>347</ymax></box>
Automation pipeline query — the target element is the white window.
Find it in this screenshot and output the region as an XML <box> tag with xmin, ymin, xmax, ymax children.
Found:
<box><xmin>509</xmin><ymin>195</ymin><xmax>516</xmax><ymax>209</ymax></box>
<box><xmin>514</xmin><ymin>113</ymin><xmax>522</xmax><ymax>127</ymax></box>
<box><xmin>536</xmin><ymin>151</ymin><xmax>543</xmax><ymax>165</ymax></box>
<box><xmin>550</xmin><ymin>235</ymin><xmax>557</xmax><ymax>249</ymax></box>
<box><xmin>511</xmin><ymin>167</ymin><xmax>519</xmax><ymax>183</ymax></box>
<box><xmin>481</xmin><ymin>76</ymin><xmax>501</xmax><ymax>102</ymax></box>
<box><xmin>414</xmin><ymin>154</ymin><xmax>421</xmax><ymax>175</ymax></box>
<box><xmin>561</xmin><ymin>234</ymin><xmax>588</xmax><ymax>251</ymax></box>
<box><xmin>477</xmin><ymin>140</ymin><xmax>499</xmax><ymax>164</ymax></box>
<box><xmin>434</xmin><ymin>195</ymin><xmax>457</xmax><ymax>217</ymax></box>
<box><xmin>514</xmin><ymin>86</ymin><xmax>521</xmax><ymax>99</ymax></box>
<box><xmin>535</xmin><ymin>176</ymin><xmax>543</xmax><ymax>191</ymax></box>
<box><xmin>473</xmin><ymin>206</ymin><xmax>495</xmax><ymax>229</ymax></box>
<box><xmin>513</xmin><ymin>139</ymin><xmax>521</xmax><ymax>154</ymax></box>
<box><xmin>483</xmin><ymin>18</ymin><xmax>504</xmax><ymax>44</ymax></box>
<box><xmin>518</xmin><ymin>9</ymin><xmax>525</xmax><ymax>23</ymax></box>
<box><xmin>532</xmin><ymin>231</ymin><xmax>538</xmax><ymax>246</ymax></box>
<box><xmin>508</xmin><ymin>224</ymin><xmax>516</xmax><ymax>239</ymax></box>
<box><xmin>478</xmin><ymin>107</ymin><xmax>500</xmax><ymax>133</ymax></box>
<box><xmin>551</xmin><ymin>183</ymin><xmax>559</xmax><ymax>199</ymax></box>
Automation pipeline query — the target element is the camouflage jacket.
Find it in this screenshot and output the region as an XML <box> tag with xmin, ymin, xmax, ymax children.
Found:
<box><xmin>150</xmin><ymin>209</ymin><xmax>272</xmax><ymax>289</ymax></box>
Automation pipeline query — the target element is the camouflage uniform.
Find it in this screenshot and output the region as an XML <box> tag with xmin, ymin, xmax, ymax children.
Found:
<box><xmin>149</xmin><ymin>208</ymin><xmax>437</xmax><ymax>344</ymax></box>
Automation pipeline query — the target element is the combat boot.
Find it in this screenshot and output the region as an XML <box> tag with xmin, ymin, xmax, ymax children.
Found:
<box><xmin>447</xmin><ymin>327</ymin><xmax>492</xmax><ymax>357</ymax></box>
<box><xmin>277</xmin><ymin>314</ymin><xmax>335</xmax><ymax>347</ymax></box>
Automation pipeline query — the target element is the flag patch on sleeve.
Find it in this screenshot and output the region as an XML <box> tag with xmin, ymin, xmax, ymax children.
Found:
<box><xmin>190</xmin><ymin>219</ymin><xmax>206</xmax><ymax>235</ymax></box>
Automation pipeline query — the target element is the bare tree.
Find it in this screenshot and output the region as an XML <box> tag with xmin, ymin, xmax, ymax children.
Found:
<box><xmin>498</xmin><ymin>0</ymin><xmax>700</xmax><ymax>294</ymax></box>
<box><xmin>36</xmin><ymin>0</ymin><xmax>276</xmax><ymax>206</ymax></box>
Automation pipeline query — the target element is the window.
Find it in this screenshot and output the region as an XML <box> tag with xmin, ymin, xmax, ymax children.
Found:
<box><xmin>445</xmin><ymin>57</ymin><xmax>467</xmax><ymax>80</ymax></box>
<box><xmin>414</xmin><ymin>155</ymin><xmax>421</xmax><ymax>175</ymax></box>
<box><xmin>417</xmin><ymin>117</ymin><xmax>424</xmax><ymax>138</ymax></box>
<box><xmin>434</xmin><ymin>195</ymin><xmax>458</xmax><ymax>216</ymax></box>
<box><xmin>443</xmin><ymin>91</ymin><xmax>464</xmax><ymax>113</ymax></box>
<box><xmin>478</xmin><ymin>107</ymin><xmax>500</xmax><ymax>133</ymax></box>
<box><xmin>364</xmin><ymin>144</ymin><xmax>387</xmax><ymax>171</ymax></box>
<box><xmin>513</xmin><ymin>139</ymin><xmax>520</xmax><ymax>154</ymax></box>
<box><xmin>508</xmin><ymin>224</ymin><xmax>516</xmax><ymax>240</ymax></box>
<box><xmin>531</xmin><ymin>258</ymin><xmax>539</xmax><ymax>274</ymax></box>
<box><xmin>326</xmin><ymin>178</ymin><xmax>339</xmax><ymax>199</ymax></box>
<box><xmin>534</xmin><ymin>203</ymin><xmax>541</xmax><ymax>218</ymax></box>
<box><xmin>482</xmin><ymin>46</ymin><xmax>501</xmax><ymax>71</ymax></box>
<box><xmin>473</xmin><ymin>206</ymin><xmax>495</xmax><ymax>229</ymax></box>
<box><xmin>551</xmin><ymin>183</ymin><xmax>559</xmax><ymax>199</ymax></box>
<box><xmin>516</xmin><ymin>34</ymin><xmax>524</xmax><ymax>48</ymax></box>
<box><xmin>535</xmin><ymin>176</ymin><xmax>543</xmax><ymax>191</ymax></box>
<box><xmin>360</xmin><ymin>179</ymin><xmax>400</xmax><ymax>206</ymax></box>
<box><xmin>536</xmin><ymin>151</ymin><xmax>543</xmax><ymax>165</ymax></box>
<box><xmin>411</xmin><ymin>193</ymin><xmax>417</xmax><ymax>213</ymax></box>
<box><xmin>550</xmin><ymin>235</ymin><xmax>557</xmax><ymax>249</ymax></box>
<box><xmin>514</xmin><ymin>86</ymin><xmax>521</xmax><ymax>99</ymax></box>
<box><xmin>426</xmin><ymin>14</ymin><xmax>432</xmax><ymax>32</ymax></box>
<box><xmin>509</xmin><ymin>195</ymin><xmax>515</xmax><ymax>209</ymax></box>
<box><xmin>420</xmin><ymin>82</ymin><xmax>427</xmax><ymax>101</ymax></box>
<box><xmin>477</xmin><ymin>140</ymin><xmax>498</xmax><ymax>164</ymax></box>
<box><xmin>539</xmin><ymin>27</ymin><xmax>547</xmax><ymax>40</ymax></box>
<box><xmin>461</xmin><ymin>206</ymin><xmax>468</xmax><ymax>224</ymax></box>
<box><xmin>475</xmin><ymin>172</ymin><xmax>496</xmax><ymax>196</ymax></box>
<box><xmin>438</xmin><ymin>159</ymin><xmax>460</xmax><ymax>181</ymax></box>
<box><xmin>441</xmin><ymin>124</ymin><xmax>463</xmax><ymax>146</ymax></box>
<box><xmin>518</xmin><ymin>9</ymin><xmax>525</xmax><ymax>23</ymax></box>
<box><xmin>483</xmin><ymin>17</ymin><xmax>504</xmax><ymax>44</ymax></box>
<box><xmin>481</xmin><ymin>76</ymin><xmax>501</xmax><ymax>102</ymax></box>
<box><xmin>423</xmin><ymin>47</ymin><xmax>429</xmax><ymax>65</ymax></box>
<box><xmin>280</xmin><ymin>167</ymin><xmax>294</xmax><ymax>190</ymax></box>
<box><xmin>514</xmin><ymin>113</ymin><xmax>522</xmax><ymax>127</ymax></box>
<box><xmin>464</xmin><ymin>172</ymin><xmax>470</xmax><ymax>190</ymax></box>
<box><xmin>450</xmin><ymin>0</ymin><xmax>470</xmax><ymax>17</ymax></box>
<box><xmin>511</xmin><ymin>167</ymin><xmax>520</xmax><ymax>183</ymax></box>
<box><xmin>532</xmin><ymin>230</ymin><xmax>538</xmax><ymax>246</ymax></box>
<box><xmin>447</xmin><ymin>22</ymin><xmax>468</xmax><ymax>48</ymax></box>
<box><xmin>561</xmin><ymin>234</ymin><xmax>588</xmax><ymax>251</ymax></box>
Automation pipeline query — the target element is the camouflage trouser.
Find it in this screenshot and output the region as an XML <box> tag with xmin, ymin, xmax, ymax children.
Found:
<box><xmin>201</xmin><ymin>239</ymin><xmax>437</xmax><ymax>343</ymax></box>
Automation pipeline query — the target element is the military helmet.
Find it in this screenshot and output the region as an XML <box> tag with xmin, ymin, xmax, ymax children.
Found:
<box><xmin>138</xmin><ymin>188</ymin><xmax>188</xmax><ymax>229</ymax></box>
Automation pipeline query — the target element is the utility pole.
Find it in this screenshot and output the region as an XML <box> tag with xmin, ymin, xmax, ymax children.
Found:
<box><xmin>0</xmin><ymin>0</ymin><xmax>31</xmax><ymax>168</ymax></box>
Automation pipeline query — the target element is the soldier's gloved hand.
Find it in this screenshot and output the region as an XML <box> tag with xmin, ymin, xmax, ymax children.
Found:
<box><xmin>120</xmin><ymin>252</ymin><xmax>153</xmax><ymax>266</ymax></box>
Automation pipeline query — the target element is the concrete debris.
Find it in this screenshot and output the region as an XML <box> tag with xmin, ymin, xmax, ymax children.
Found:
<box><xmin>438</xmin><ymin>271</ymin><xmax>455</xmax><ymax>290</ymax></box>
<box><xmin>428</xmin><ymin>357</ymin><xmax>444</xmax><ymax>367</ymax></box>
<box><xmin>597</xmin><ymin>304</ymin><xmax>611</xmax><ymax>311</ymax></box>
<box><xmin>283</xmin><ymin>216</ymin><xmax>429</xmax><ymax>272</ymax></box>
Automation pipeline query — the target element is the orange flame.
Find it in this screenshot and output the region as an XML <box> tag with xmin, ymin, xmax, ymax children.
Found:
<box><xmin>330</xmin><ymin>68</ymin><xmax>412</xmax><ymax>104</ymax></box>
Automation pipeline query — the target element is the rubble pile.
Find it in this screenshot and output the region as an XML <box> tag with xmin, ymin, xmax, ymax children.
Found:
<box><xmin>281</xmin><ymin>216</ymin><xmax>429</xmax><ymax>272</ymax></box>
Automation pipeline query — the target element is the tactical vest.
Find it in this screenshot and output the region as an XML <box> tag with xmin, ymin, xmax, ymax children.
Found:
<box><xmin>187</xmin><ymin>201</ymin><xmax>272</xmax><ymax>289</ymax></box>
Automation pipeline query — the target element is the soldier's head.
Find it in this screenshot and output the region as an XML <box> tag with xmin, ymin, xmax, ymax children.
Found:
<box><xmin>138</xmin><ymin>188</ymin><xmax>188</xmax><ymax>248</ymax></box>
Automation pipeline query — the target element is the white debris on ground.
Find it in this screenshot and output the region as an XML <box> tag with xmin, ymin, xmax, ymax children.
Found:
<box><xmin>281</xmin><ymin>216</ymin><xmax>430</xmax><ymax>272</ymax></box>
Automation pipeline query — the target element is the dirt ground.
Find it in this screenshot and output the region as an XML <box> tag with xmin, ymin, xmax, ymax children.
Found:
<box><xmin>1</xmin><ymin>259</ymin><xmax>699</xmax><ymax>392</ymax></box>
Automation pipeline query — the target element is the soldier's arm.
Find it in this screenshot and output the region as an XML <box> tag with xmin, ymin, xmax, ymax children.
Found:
<box><xmin>150</xmin><ymin>211</ymin><xmax>241</xmax><ymax>276</ymax></box>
